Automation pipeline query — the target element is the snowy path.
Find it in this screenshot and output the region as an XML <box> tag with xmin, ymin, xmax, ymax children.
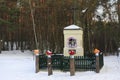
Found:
<box><xmin>0</xmin><ymin>50</ymin><xmax>120</xmax><ymax>80</ymax></box>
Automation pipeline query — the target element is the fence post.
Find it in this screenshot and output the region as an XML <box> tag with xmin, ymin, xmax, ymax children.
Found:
<box><xmin>95</xmin><ymin>53</ymin><xmax>100</xmax><ymax>73</ymax></box>
<box><xmin>47</xmin><ymin>55</ymin><xmax>53</xmax><ymax>76</ymax></box>
<box><xmin>70</xmin><ymin>55</ymin><xmax>75</xmax><ymax>76</ymax></box>
<box><xmin>46</xmin><ymin>50</ymin><xmax>53</xmax><ymax>76</ymax></box>
<box><xmin>34</xmin><ymin>49</ymin><xmax>40</xmax><ymax>73</ymax></box>
<box><xmin>0</xmin><ymin>40</ymin><xmax>3</xmax><ymax>54</ymax></box>
<box><xmin>35</xmin><ymin>55</ymin><xmax>39</xmax><ymax>73</ymax></box>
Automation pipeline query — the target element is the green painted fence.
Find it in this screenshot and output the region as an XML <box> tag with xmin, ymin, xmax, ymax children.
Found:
<box><xmin>38</xmin><ymin>53</ymin><xmax>102</xmax><ymax>72</ymax></box>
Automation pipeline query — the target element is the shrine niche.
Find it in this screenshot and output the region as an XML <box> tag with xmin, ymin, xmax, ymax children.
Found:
<box><xmin>68</xmin><ymin>37</ymin><xmax>77</xmax><ymax>48</ymax></box>
<box><xmin>63</xmin><ymin>24</ymin><xmax>84</xmax><ymax>56</ymax></box>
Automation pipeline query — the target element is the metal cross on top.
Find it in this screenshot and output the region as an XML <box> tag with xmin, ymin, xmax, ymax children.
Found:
<box><xmin>70</xmin><ymin>0</ymin><xmax>79</xmax><ymax>24</ymax></box>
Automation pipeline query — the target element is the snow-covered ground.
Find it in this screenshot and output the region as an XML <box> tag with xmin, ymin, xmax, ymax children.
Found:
<box><xmin>0</xmin><ymin>50</ymin><xmax>120</xmax><ymax>80</ymax></box>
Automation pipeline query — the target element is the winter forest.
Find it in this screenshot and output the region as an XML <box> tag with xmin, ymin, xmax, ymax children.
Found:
<box><xmin>0</xmin><ymin>0</ymin><xmax>120</xmax><ymax>55</ymax></box>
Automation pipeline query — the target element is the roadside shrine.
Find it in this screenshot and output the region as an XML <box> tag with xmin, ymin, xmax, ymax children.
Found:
<box><xmin>34</xmin><ymin>25</ymin><xmax>104</xmax><ymax>76</ymax></box>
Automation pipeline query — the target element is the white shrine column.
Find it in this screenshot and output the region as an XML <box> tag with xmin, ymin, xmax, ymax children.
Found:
<box><xmin>63</xmin><ymin>24</ymin><xmax>84</xmax><ymax>56</ymax></box>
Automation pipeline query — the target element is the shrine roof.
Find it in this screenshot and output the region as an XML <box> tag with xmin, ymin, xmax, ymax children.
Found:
<box><xmin>64</xmin><ymin>24</ymin><xmax>82</xmax><ymax>30</ymax></box>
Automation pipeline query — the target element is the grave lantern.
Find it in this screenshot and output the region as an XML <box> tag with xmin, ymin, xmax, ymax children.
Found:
<box><xmin>34</xmin><ymin>49</ymin><xmax>39</xmax><ymax>56</ymax></box>
<box><xmin>94</xmin><ymin>48</ymin><xmax>100</xmax><ymax>56</ymax></box>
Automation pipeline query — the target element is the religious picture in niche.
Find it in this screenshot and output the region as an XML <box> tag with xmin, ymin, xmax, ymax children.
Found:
<box><xmin>68</xmin><ymin>37</ymin><xmax>77</xmax><ymax>48</ymax></box>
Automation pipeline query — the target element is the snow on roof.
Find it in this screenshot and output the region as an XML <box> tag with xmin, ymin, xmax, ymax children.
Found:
<box><xmin>64</xmin><ymin>24</ymin><xmax>82</xmax><ymax>30</ymax></box>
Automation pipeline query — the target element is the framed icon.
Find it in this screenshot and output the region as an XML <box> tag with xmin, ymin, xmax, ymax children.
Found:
<box><xmin>68</xmin><ymin>37</ymin><xmax>77</xmax><ymax>48</ymax></box>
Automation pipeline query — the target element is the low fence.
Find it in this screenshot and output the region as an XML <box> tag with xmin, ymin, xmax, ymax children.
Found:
<box><xmin>37</xmin><ymin>53</ymin><xmax>104</xmax><ymax>72</ymax></box>
<box><xmin>63</xmin><ymin>56</ymin><xmax>96</xmax><ymax>71</ymax></box>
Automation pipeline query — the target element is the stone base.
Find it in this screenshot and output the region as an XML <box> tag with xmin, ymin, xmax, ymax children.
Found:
<box><xmin>64</xmin><ymin>47</ymin><xmax>84</xmax><ymax>56</ymax></box>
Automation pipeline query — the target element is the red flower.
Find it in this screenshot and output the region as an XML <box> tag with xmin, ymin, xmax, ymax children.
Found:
<box><xmin>46</xmin><ymin>50</ymin><xmax>52</xmax><ymax>55</ymax></box>
<box><xmin>69</xmin><ymin>50</ymin><xmax>75</xmax><ymax>55</ymax></box>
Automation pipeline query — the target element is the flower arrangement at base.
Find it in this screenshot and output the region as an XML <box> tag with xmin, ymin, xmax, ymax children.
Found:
<box><xmin>46</xmin><ymin>50</ymin><xmax>52</xmax><ymax>57</ymax></box>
